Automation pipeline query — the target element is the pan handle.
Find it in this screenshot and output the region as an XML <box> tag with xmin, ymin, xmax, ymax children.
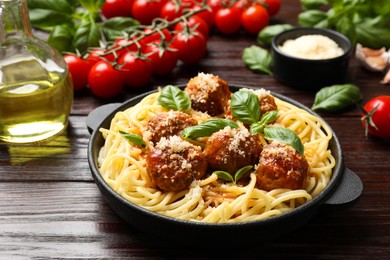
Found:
<box><xmin>323</xmin><ymin>167</ymin><xmax>363</xmax><ymax>208</ymax></box>
<box><xmin>86</xmin><ymin>103</ymin><xmax>122</xmax><ymax>134</ymax></box>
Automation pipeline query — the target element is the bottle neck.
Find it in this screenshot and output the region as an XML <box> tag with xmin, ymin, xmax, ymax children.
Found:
<box><xmin>0</xmin><ymin>0</ymin><xmax>32</xmax><ymax>42</ymax></box>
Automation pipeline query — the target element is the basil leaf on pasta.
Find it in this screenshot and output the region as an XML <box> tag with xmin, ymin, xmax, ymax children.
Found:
<box><xmin>182</xmin><ymin>119</ymin><xmax>239</xmax><ymax>139</ymax></box>
<box><xmin>250</xmin><ymin>110</ymin><xmax>279</xmax><ymax>135</ymax></box>
<box><xmin>119</xmin><ymin>131</ymin><xmax>146</xmax><ymax>148</ymax></box>
<box><xmin>264</xmin><ymin>127</ymin><xmax>304</xmax><ymax>155</ymax></box>
<box><xmin>213</xmin><ymin>171</ymin><xmax>234</xmax><ymax>183</ymax></box>
<box><xmin>158</xmin><ymin>85</ymin><xmax>191</xmax><ymax>112</ymax></box>
<box><xmin>230</xmin><ymin>90</ymin><xmax>261</xmax><ymax>124</ymax></box>
<box><xmin>234</xmin><ymin>165</ymin><xmax>253</xmax><ymax>183</ymax></box>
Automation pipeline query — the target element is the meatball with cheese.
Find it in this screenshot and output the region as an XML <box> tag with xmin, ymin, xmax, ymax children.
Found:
<box><xmin>184</xmin><ymin>72</ymin><xmax>231</xmax><ymax>116</ymax></box>
<box><xmin>146</xmin><ymin>136</ymin><xmax>207</xmax><ymax>192</ymax></box>
<box><xmin>204</xmin><ymin>127</ymin><xmax>262</xmax><ymax>174</ymax></box>
<box><xmin>146</xmin><ymin>110</ymin><xmax>197</xmax><ymax>144</ymax></box>
<box><xmin>256</xmin><ymin>142</ymin><xmax>309</xmax><ymax>191</ymax></box>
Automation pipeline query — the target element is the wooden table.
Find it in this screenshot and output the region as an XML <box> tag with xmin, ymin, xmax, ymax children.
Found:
<box><xmin>1</xmin><ymin>0</ymin><xmax>390</xmax><ymax>258</ymax></box>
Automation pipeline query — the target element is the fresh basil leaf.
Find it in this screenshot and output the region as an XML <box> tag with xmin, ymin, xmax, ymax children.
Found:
<box><xmin>264</xmin><ymin>127</ymin><xmax>304</xmax><ymax>155</ymax></box>
<box><xmin>250</xmin><ymin>110</ymin><xmax>279</xmax><ymax>135</ymax></box>
<box><xmin>356</xmin><ymin>17</ymin><xmax>390</xmax><ymax>49</ymax></box>
<box><xmin>242</xmin><ymin>45</ymin><xmax>272</xmax><ymax>75</ymax></box>
<box><xmin>182</xmin><ymin>119</ymin><xmax>238</xmax><ymax>139</ymax></box>
<box><xmin>335</xmin><ymin>16</ymin><xmax>357</xmax><ymax>45</ymax></box>
<box><xmin>311</xmin><ymin>84</ymin><xmax>363</xmax><ymax>112</ymax></box>
<box><xmin>73</xmin><ymin>13</ymin><xmax>101</xmax><ymax>52</ymax></box>
<box><xmin>27</xmin><ymin>10</ymin><xmax>73</xmax><ymax>28</ymax></box>
<box><xmin>231</xmin><ymin>90</ymin><xmax>261</xmax><ymax>124</ymax></box>
<box><xmin>47</xmin><ymin>25</ymin><xmax>75</xmax><ymax>53</ymax></box>
<box><xmin>301</xmin><ymin>0</ymin><xmax>328</xmax><ymax>10</ymax></box>
<box><xmin>27</xmin><ymin>0</ymin><xmax>75</xmax><ymax>14</ymax></box>
<box><xmin>234</xmin><ymin>165</ymin><xmax>253</xmax><ymax>183</ymax></box>
<box><xmin>213</xmin><ymin>171</ymin><xmax>234</xmax><ymax>183</ymax></box>
<box><xmin>80</xmin><ymin>0</ymin><xmax>105</xmax><ymax>13</ymax></box>
<box><xmin>158</xmin><ymin>85</ymin><xmax>191</xmax><ymax>112</ymax></box>
<box><xmin>298</xmin><ymin>10</ymin><xmax>329</xmax><ymax>28</ymax></box>
<box><xmin>119</xmin><ymin>131</ymin><xmax>146</xmax><ymax>148</ymax></box>
<box><xmin>257</xmin><ymin>24</ymin><xmax>294</xmax><ymax>47</ymax></box>
<box><xmin>102</xmin><ymin>17</ymin><xmax>139</xmax><ymax>41</ymax></box>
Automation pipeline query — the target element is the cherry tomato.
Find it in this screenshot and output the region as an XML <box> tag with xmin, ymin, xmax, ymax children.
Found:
<box><xmin>214</xmin><ymin>7</ymin><xmax>241</xmax><ymax>35</ymax></box>
<box><xmin>171</xmin><ymin>30</ymin><xmax>207</xmax><ymax>64</ymax></box>
<box><xmin>144</xmin><ymin>41</ymin><xmax>178</xmax><ymax>76</ymax></box>
<box><xmin>160</xmin><ymin>0</ymin><xmax>184</xmax><ymax>22</ymax></box>
<box><xmin>174</xmin><ymin>16</ymin><xmax>209</xmax><ymax>39</ymax></box>
<box><xmin>86</xmin><ymin>48</ymin><xmax>116</xmax><ymax>69</ymax></box>
<box><xmin>132</xmin><ymin>0</ymin><xmax>163</xmax><ymax>25</ymax></box>
<box><xmin>191</xmin><ymin>4</ymin><xmax>214</xmax><ymax>28</ymax></box>
<box><xmin>117</xmin><ymin>52</ymin><xmax>152</xmax><ymax>88</ymax></box>
<box><xmin>114</xmin><ymin>36</ymin><xmax>139</xmax><ymax>56</ymax></box>
<box><xmin>206</xmin><ymin>0</ymin><xmax>223</xmax><ymax>14</ymax></box>
<box><xmin>263</xmin><ymin>0</ymin><xmax>281</xmax><ymax>16</ymax></box>
<box><xmin>241</xmin><ymin>4</ymin><xmax>269</xmax><ymax>35</ymax></box>
<box><xmin>102</xmin><ymin>0</ymin><xmax>133</xmax><ymax>19</ymax></box>
<box><xmin>139</xmin><ymin>28</ymin><xmax>172</xmax><ymax>48</ymax></box>
<box><xmin>88</xmin><ymin>61</ymin><xmax>124</xmax><ymax>98</ymax></box>
<box><xmin>361</xmin><ymin>96</ymin><xmax>390</xmax><ymax>139</ymax></box>
<box><xmin>64</xmin><ymin>54</ymin><xmax>90</xmax><ymax>91</ymax></box>
<box><xmin>232</xmin><ymin>0</ymin><xmax>250</xmax><ymax>13</ymax></box>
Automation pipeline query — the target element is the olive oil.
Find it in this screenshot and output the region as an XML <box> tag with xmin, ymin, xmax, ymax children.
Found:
<box><xmin>0</xmin><ymin>58</ymin><xmax>73</xmax><ymax>143</ymax></box>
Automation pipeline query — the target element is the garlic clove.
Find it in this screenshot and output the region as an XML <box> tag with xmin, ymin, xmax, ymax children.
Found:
<box><xmin>355</xmin><ymin>43</ymin><xmax>389</xmax><ymax>72</ymax></box>
<box><xmin>380</xmin><ymin>67</ymin><xmax>390</xmax><ymax>85</ymax></box>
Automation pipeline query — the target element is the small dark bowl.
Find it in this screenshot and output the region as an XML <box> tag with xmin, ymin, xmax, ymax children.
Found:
<box><xmin>272</xmin><ymin>27</ymin><xmax>352</xmax><ymax>90</ymax></box>
<box><xmin>87</xmin><ymin>85</ymin><xmax>362</xmax><ymax>248</ymax></box>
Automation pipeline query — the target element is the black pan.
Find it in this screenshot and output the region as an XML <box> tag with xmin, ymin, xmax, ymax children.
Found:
<box><xmin>87</xmin><ymin>84</ymin><xmax>363</xmax><ymax>247</ymax></box>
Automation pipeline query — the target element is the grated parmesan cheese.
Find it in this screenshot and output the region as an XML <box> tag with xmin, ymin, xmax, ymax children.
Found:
<box><xmin>156</xmin><ymin>135</ymin><xmax>193</xmax><ymax>152</ymax></box>
<box><xmin>278</xmin><ymin>34</ymin><xmax>344</xmax><ymax>60</ymax></box>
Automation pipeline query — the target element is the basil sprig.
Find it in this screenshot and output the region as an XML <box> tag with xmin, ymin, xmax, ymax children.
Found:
<box><xmin>119</xmin><ymin>131</ymin><xmax>146</xmax><ymax>148</ymax></box>
<box><xmin>27</xmin><ymin>0</ymin><xmax>139</xmax><ymax>52</ymax></box>
<box><xmin>250</xmin><ymin>110</ymin><xmax>279</xmax><ymax>135</ymax></box>
<box><xmin>242</xmin><ymin>45</ymin><xmax>273</xmax><ymax>75</ymax></box>
<box><xmin>311</xmin><ymin>84</ymin><xmax>362</xmax><ymax>112</ymax></box>
<box><xmin>182</xmin><ymin>119</ymin><xmax>238</xmax><ymax>139</ymax></box>
<box><xmin>214</xmin><ymin>165</ymin><xmax>254</xmax><ymax>184</ymax></box>
<box><xmin>158</xmin><ymin>85</ymin><xmax>191</xmax><ymax>112</ymax></box>
<box><xmin>264</xmin><ymin>127</ymin><xmax>304</xmax><ymax>155</ymax></box>
<box><xmin>230</xmin><ymin>90</ymin><xmax>261</xmax><ymax>124</ymax></box>
<box><xmin>298</xmin><ymin>0</ymin><xmax>390</xmax><ymax>49</ymax></box>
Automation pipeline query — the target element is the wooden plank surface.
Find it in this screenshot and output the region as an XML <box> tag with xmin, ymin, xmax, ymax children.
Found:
<box><xmin>1</xmin><ymin>0</ymin><xmax>390</xmax><ymax>258</ymax></box>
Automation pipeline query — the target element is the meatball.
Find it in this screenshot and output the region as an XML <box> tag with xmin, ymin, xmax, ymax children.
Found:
<box><xmin>204</xmin><ymin>127</ymin><xmax>262</xmax><ymax>174</ymax></box>
<box><xmin>184</xmin><ymin>72</ymin><xmax>231</xmax><ymax>116</ymax></box>
<box><xmin>146</xmin><ymin>110</ymin><xmax>197</xmax><ymax>144</ymax></box>
<box><xmin>256</xmin><ymin>142</ymin><xmax>309</xmax><ymax>191</ymax></box>
<box><xmin>259</xmin><ymin>93</ymin><xmax>277</xmax><ymax>114</ymax></box>
<box><xmin>146</xmin><ymin>136</ymin><xmax>207</xmax><ymax>192</ymax></box>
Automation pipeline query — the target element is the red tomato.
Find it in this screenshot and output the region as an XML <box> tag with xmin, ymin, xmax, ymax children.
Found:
<box><xmin>263</xmin><ymin>0</ymin><xmax>281</xmax><ymax>16</ymax></box>
<box><xmin>144</xmin><ymin>42</ymin><xmax>178</xmax><ymax>76</ymax></box>
<box><xmin>214</xmin><ymin>7</ymin><xmax>241</xmax><ymax>35</ymax></box>
<box><xmin>102</xmin><ymin>0</ymin><xmax>133</xmax><ymax>18</ymax></box>
<box><xmin>117</xmin><ymin>52</ymin><xmax>153</xmax><ymax>88</ymax></box>
<box><xmin>86</xmin><ymin>48</ymin><xmax>116</xmax><ymax>69</ymax></box>
<box><xmin>139</xmin><ymin>28</ymin><xmax>172</xmax><ymax>48</ymax></box>
<box><xmin>64</xmin><ymin>54</ymin><xmax>90</xmax><ymax>91</ymax></box>
<box><xmin>361</xmin><ymin>96</ymin><xmax>390</xmax><ymax>139</ymax></box>
<box><xmin>232</xmin><ymin>0</ymin><xmax>250</xmax><ymax>13</ymax></box>
<box><xmin>174</xmin><ymin>16</ymin><xmax>209</xmax><ymax>39</ymax></box>
<box><xmin>241</xmin><ymin>4</ymin><xmax>269</xmax><ymax>35</ymax></box>
<box><xmin>160</xmin><ymin>1</ymin><xmax>184</xmax><ymax>22</ymax></box>
<box><xmin>191</xmin><ymin>4</ymin><xmax>214</xmax><ymax>28</ymax></box>
<box><xmin>114</xmin><ymin>36</ymin><xmax>139</xmax><ymax>56</ymax></box>
<box><xmin>132</xmin><ymin>0</ymin><xmax>163</xmax><ymax>25</ymax></box>
<box><xmin>171</xmin><ymin>30</ymin><xmax>207</xmax><ymax>64</ymax></box>
<box><xmin>207</xmin><ymin>0</ymin><xmax>223</xmax><ymax>14</ymax></box>
<box><xmin>88</xmin><ymin>61</ymin><xmax>124</xmax><ymax>98</ymax></box>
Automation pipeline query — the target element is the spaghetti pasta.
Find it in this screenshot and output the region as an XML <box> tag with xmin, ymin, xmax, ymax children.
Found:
<box><xmin>97</xmin><ymin>85</ymin><xmax>335</xmax><ymax>223</ymax></box>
